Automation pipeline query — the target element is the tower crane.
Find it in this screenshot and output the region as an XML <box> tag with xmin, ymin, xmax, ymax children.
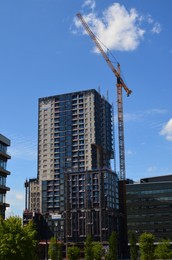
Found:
<box><xmin>76</xmin><ymin>13</ymin><xmax>132</xmax><ymax>180</ymax></box>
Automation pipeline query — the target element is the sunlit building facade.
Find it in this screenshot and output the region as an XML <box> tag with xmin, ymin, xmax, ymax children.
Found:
<box><xmin>35</xmin><ymin>89</ymin><xmax>118</xmax><ymax>242</ymax></box>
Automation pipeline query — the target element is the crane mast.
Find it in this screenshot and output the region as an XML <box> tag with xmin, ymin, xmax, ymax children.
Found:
<box><xmin>76</xmin><ymin>13</ymin><xmax>132</xmax><ymax>180</ymax></box>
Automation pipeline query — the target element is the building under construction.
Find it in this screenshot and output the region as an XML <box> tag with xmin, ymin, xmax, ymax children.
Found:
<box><xmin>25</xmin><ymin>89</ymin><xmax>119</xmax><ymax>244</ymax></box>
<box><xmin>24</xmin><ymin>14</ymin><xmax>133</xmax><ymax>257</ymax></box>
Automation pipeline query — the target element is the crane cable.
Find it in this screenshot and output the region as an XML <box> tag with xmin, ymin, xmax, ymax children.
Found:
<box><xmin>86</xmin><ymin>24</ymin><xmax>128</xmax><ymax>86</ymax></box>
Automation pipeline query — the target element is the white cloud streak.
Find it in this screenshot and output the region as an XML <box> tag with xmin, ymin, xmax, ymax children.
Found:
<box><xmin>126</xmin><ymin>149</ymin><xmax>134</xmax><ymax>156</ymax></box>
<box><xmin>160</xmin><ymin>118</ymin><xmax>172</xmax><ymax>141</ymax></box>
<box><xmin>124</xmin><ymin>108</ymin><xmax>167</xmax><ymax>122</ymax></box>
<box><xmin>147</xmin><ymin>165</ymin><xmax>157</xmax><ymax>173</ymax></box>
<box><xmin>8</xmin><ymin>134</ymin><xmax>37</xmax><ymax>161</ymax></box>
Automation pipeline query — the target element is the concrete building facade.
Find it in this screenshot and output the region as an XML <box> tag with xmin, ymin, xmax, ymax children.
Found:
<box><xmin>26</xmin><ymin>178</ymin><xmax>40</xmax><ymax>213</ymax></box>
<box><xmin>28</xmin><ymin>89</ymin><xmax>119</xmax><ymax>243</ymax></box>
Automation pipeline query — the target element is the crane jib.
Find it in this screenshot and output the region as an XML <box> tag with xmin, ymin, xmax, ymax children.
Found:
<box><xmin>77</xmin><ymin>12</ymin><xmax>133</xmax><ymax>180</ymax></box>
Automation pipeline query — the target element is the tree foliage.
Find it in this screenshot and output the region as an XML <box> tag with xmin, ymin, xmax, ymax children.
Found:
<box><xmin>48</xmin><ymin>236</ymin><xmax>63</xmax><ymax>260</ymax></box>
<box><xmin>154</xmin><ymin>239</ymin><xmax>172</xmax><ymax>259</ymax></box>
<box><xmin>129</xmin><ymin>231</ymin><xmax>138</xmax><ymax>260</ymax></box>
<box><xmin>84</xmin><ymin>234</ymin><xmax>94</xmax><ymax>260</ymax></box>
<box><xmin>139</xmin><ymin>232</ymin><xmax>155</xmax><ymax>260</ymax></box>
<box><xmin>92</xmin><ymin>242</ymin><xmax>103</xmax><ymax>260</ymax></box>
<box><xmin>0</xmin><ymin>216</ymin><xmax>38</xmax><ymax>260</ymax></box>
<box><xmin>106</xmin><ymin>231</ymin><xmax>118</xmax><ymax>260</ymax></box>
<box><xmin>67</xmin><ymin>245</ymin><xmax>80</xmax><ymax>260</ymax></box>
<box><xmin>48</xmin><ymin>237</ymin><xmax>57</xmax><ymax>260</ymax></box>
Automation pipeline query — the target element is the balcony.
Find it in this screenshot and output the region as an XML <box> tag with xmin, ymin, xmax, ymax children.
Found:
<box><xmin>0</xmin><ymin>151</ymin><xmax>11</xmax><ymax>160</ymax></box>
<box><xmin>0</xmin><ymin>167</ymin><xmax>10</xmax><ymax>176</ymax></box>
<box><xmin>0</xmin><ymin>185</ymin><xmax>10</xmax><ymax>192</ymax></box>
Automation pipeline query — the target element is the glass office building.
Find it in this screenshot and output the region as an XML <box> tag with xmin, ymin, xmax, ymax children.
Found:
<box><xmin>0</xmin><ymin>134</ymin><xmax>11</xmax><ymax>219</ymax></box>
<box><xmin>126</xmin><ymin>175</ymin><xmax>172</xmax><ymax>241</ymax></box>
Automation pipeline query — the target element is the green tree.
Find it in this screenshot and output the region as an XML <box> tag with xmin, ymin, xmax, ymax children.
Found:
<box><xmin>92</xmin><ymin>242</ymin><xmax>103</xmax><ymax>260</ymax></box>
<box><xmin>0</xmin><ymin>216</ymin><xmax>38</xmax><ymax>260</ymax></box>
<box><xmin>67</xmin><ymin>245</ymin><xmax>80</xmax><ymax>260</ymax></box>
<box><xmin>139</xmin><ymin>233</ymin><xmax>154</xmax><ymax>260</ymax></box>
<box><xmin>84</xmin><ymin>234</ymin><xmax>94</xmax><ymax>260</ymax></box>
<box><xmin>106</xmin><ymin>231</ymin><xmax>118</xmax><ymax>260</ymax></box>
<box><xmin>48</xmin><ymin>237</ymin><xmax>63</xmax><ymax>260</ymax></box>
<box><xmin>48</xmin><ymin>237</ymin><xmax>56</xmax><ymax>260</ymax></box>
<box><xmin>57</xmin><ymin>242</ymin><xmax>63</xmax><ymax>260</ymax></box>
<box><xmin>129</xmin><ymin>231</ymin><xmax>138</xmax><ymax>260</ymax></box>
<box><xmin>154</xmin><ymin>239</ymin><xmax>172</xmax><ymax>259</ymax></box>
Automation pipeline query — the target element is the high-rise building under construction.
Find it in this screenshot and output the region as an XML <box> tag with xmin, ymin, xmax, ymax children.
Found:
<box><xmin>29</xmin><ymin>89</ymin><xmax>118</xmax><ymax>243</ymax></box>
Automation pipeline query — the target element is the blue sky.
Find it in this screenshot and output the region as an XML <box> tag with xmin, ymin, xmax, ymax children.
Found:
<box><xmin>1</xmin><ymin>0</ymin><xmax>172</xmax><ymax>217</ymax></box>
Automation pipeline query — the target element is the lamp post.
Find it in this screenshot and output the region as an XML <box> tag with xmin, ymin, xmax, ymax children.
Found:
<box><xmin>55</xmin><ymin>222</ymin><xmax>58</xmax><ymax>260</ymax></box>
<box><xmin>45</xmin><ymin>214</ymin><xmax>48</xmax><ymax>260</ymax></box>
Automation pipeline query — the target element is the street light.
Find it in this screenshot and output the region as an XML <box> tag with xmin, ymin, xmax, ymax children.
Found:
<box><xmin>55</xmin><ymin>222</ymin><xmax>58</xmax><ymax>260</ymax></box>
<box><xmin>45</xmin><ymin>214</ymin><xmax>49</xmax><ymax>260</ymax></box>
<box><xmin>51</xmin><ymin>214</ymin><xmax>63</xmax><ymax>259</ymax></box>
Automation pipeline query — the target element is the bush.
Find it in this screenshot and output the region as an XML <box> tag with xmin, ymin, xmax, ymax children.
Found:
<box><xmin>67</xmin><ymin>246</ymin><xmax>80</xmax><ymax>260</ymax></box>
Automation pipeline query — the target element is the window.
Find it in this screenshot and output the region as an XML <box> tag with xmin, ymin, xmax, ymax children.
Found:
<box><xmin>0</xmin><ymin>143</ymin><xmax>7</xmax><ymax>153</ymax></box>
<box><xmin>0</xmin><ymin>160</ymin><xmax>6</xmax><ymax>170</ymax></box>
<box><xmin>0</xmin><ymin>176</ymin><xmax>6</xmax><ymax>186</ymax></box>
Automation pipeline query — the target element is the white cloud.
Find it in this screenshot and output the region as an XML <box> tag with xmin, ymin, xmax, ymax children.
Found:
<box><xmin>76</xmin><ymin>3</ymin><xmax>145</xmax><ymax>51</ymax></box>
<box><xmin>151</xmin><ymin>22</ymin><xmax>162</xmax><ymax>34</ymax></box>
<box><xmin>147</xmin><ymin>165</ymin><xmax>157</xmax><ymax>173</ymax></box>
<box><xmin>160</xmin><ymin>118</ymin><xmax>172</xmax><ymax>141</ymax></box>
<box><xmin>147</xmin><ymin>14</ymin><xmax>154</xmax><ymax>24</ymax></box>
<box><xmin>137</xmin><ymin>13</ymin><xmax>162</xmax><ymax>34</ymax></box>
<box><xmin>6</xmin><ymin>189</ymin><xmax>24</xmax><ymax>218</ymax></box>
<box><xmin>16</xmin><ymin>194</ymin><xmax>24</xmax><ymax>201</ymax></box>
<box><xmin>82</xmin><ymin>0</ymin><xmax>96</xmax><ymax>11</ymax></box>
<box><xmin>126</xmin><ymin>149</ymin><xmax>134</xmax><ymax>155</ymax></box>
<box><xmin>75</xmin><ymin>2</ymin><xmax>162</xmax><ymax>51</ymax></box>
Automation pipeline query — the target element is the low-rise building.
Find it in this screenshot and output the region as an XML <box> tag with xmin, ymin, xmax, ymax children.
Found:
<box><xmin>126</xmin><ymin>175</ymin><xmax>172</xmax><ymax>241</ymax></box>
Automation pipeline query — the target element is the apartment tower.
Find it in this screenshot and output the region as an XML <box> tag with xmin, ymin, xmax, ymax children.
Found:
<box><xmin>35</xmin><ymin>89</ymin><xmax>118</xmax><ymax>242</ymax></box>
